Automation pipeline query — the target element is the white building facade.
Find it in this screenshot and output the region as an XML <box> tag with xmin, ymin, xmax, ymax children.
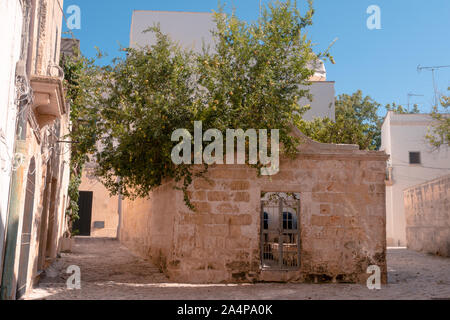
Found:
<box><xmin>0</xmin><ymin>0</ymin><xmax>25</xmax><ymax>278</ymax></box>
<box><xmin>381</xmin><ymin>112</ymin><xmax>450</xmax><ymax>247</ymax></box>
<box><xmin>129</xmin><ymin>10</ymin><xmax>335</xmax><ymax>121</ymax></box>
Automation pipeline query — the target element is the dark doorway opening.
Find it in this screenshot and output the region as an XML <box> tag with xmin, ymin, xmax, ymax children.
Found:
<box><xmin>73</xmin><ymin>191</ymin><xmax>93</xmax><ymax>236</ymax></box>
<box><xmin>16</xmin><ymin>158</ymin><xmax>36</xmax><ymax>299</ymax></box>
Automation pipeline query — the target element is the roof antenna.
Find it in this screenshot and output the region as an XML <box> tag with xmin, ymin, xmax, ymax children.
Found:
<box><xmin>417</xmin><ymin>64</ymin><xmax>450</xmax><ymax>110</ymax></box>
<box><xmin>407</xmin><ymin>93</ymin><xmax>423</xmax><ymax>112</ymax></box>
<box><xmin>259</xmin><ymin>0</ymin><xmax>262</xmax><ymax>18</ymax></box>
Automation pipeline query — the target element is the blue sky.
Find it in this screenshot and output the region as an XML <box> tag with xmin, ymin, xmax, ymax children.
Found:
<box><xmin>62</xmin><ymin>0</ymin><xmax>450</xmax><ymax>115</ymax></box>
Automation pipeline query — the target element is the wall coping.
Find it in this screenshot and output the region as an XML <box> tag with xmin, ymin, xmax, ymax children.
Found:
<box><xmin>403</xmin><ymin>173</ymin><xmax>450</xmax><ymax>193</ymax></box>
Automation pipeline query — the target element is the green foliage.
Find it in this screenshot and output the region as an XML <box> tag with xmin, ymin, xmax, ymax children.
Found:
<box><xmin>62</xmin><ymin>49</ymin><xmax>102</xmax><ymax>234</ymax></box>
<box><xmin>427</xmin><ymin>88</ymin><xmax>450</xmax><ymax>148</ymax></box>
<box><xmin>385</xmin><ymin>102</ymin><xmax>420</xmax><ymax>114</ymax></box>
<box><xmin>297</xmin><ymin>90</ymin><xmax>383</xmax><ymax>150</ymax></box>
<box><xmin>92</xmin><ymin>0</ymin><xmax>333</xmax><ymax>209</ymax></box>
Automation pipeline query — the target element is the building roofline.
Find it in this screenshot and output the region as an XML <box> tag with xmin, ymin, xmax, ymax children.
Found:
<box><xmin>132</xmin><ymin>10</ymin><xmax>213</xmax><ymax>15</ymax></box>
<box><xmin>381</xmin><ymin>111</ymin><xmax>450</xmax><ymax>128</ymax></box>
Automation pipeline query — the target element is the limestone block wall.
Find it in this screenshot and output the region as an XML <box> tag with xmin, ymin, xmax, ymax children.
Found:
<box><xmin>121</xmin><ymin>146</ymin><xmax>388</xmax><ymax>284</ymax></box>
<box><xmin>121</xmin><ymin>182</ymin><xmax>178</xmax><ymax>268</ymax></box>
<box><xmin>404</xmin><ymin>174</ymin><xmax>450</xmax><ymax>257</ymax></box>
<box><xmin>28</xmin><ymin>0</ymin><xmax>64</xmax><ymax>77</ymax></box>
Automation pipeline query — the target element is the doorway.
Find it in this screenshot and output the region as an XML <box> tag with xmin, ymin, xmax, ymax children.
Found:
<box><xmin>260</xmin><ymin>192</ymin><xmax>301</xmax><ymax>270</ymax></box>
<box><xmin>16</xmin><ymin>158</ymin><xmax>36</xmax><ymax>299</ymax></box>
<box><xmin>73</xmin><ymin>191</ymin><xmax>93</xmax><ymax>236</ymax></box>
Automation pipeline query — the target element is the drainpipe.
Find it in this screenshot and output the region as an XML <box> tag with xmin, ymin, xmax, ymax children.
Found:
<box><xmin>0</xmin><ymin>0</ymin><xmax>33</xmax><ymax>300</ymax></box>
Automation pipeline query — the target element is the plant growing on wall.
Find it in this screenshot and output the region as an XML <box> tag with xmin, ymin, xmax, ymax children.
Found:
<box><xmin>90</xmin><ymin>0</ymin><xmax>333</xmax><ymax>209</ymax></box>
<box><xmin>427</xmin><ymin>88</ymin><xmax>450</xmax><ymax>148</ymax></box>
<box><xmin>61</xmin><ymin>49</ymin><xmax>102</xmax><ymax>235</ymax></box>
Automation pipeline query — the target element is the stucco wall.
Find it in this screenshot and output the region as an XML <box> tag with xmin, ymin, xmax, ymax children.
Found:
<box><xmin>381</xmin><ymin>112</ymin><xmax>450</xmax><ymax>247</ymax></box>
<box><xmin>79</xmin><ymin>168</ymin><xmax>119</xmax><ymax>238</ymax></box>
<box><xmin>0</xmin><ymin>0</ymin><xmax>69</xmax><ymax>299</ymax></box>
<box><xmin>404</xmin><ymin>174</ymin><xmax>450</xmax><ymax>257</ymax></box>
<box><xmin>0</xmin><ymin>0</ymin><xmax>24</xmax><ymax>282</ymax></box>
<box><xmin>121</xmin><ymin>139</ymin><xmax>388</xmax><ymax>284</ymax></box>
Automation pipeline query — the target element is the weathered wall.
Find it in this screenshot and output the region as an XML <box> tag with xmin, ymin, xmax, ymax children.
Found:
<box><xmin>0</xmin><ymin>0</ymin><xmax>24</xmax><ymax>284</ymax></box>
<box><xmin>79</xmin><ymin>168</ymin><xmax>118</xmax><ymax>238</ymax></box>
<box><xmin>121</xmin><ymin>182</ymin><xmax>177</xmax><ymax>268</ymax></box>
<box><xmin>0</xmin><ymin>0</ymin><xmax>69</xmax><ymax>299</ymax></box>
<box><xmin>404</xmin><ymin>174</ymin><xmax>450</xmax><ymax>257</ymax></box>
<box><xmin>121</xmin><ymin>137</ymin><xmax>388</xmax><ymax>284</ymax></box>
<box><xmin>381</xmin><ymin>112</ymin><xmax>450</xmax><ymax>247</ymax></box>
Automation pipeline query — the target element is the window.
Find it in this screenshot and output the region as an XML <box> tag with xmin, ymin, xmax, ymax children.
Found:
<box><xmin>283</xmin><ymin>212</ymin><xmax>297</xmax><ymax>230</ymax></box>
<box><xmin>409</xmin><ymin>152</ymin><xmax>421</xmax><ymax>165</ymax></box>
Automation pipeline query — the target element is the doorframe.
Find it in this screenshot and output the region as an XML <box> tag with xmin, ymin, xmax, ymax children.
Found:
<box><xmin>16</xmin><ymin>157</ymin><xmax>36</xmax><ymax>299</ymax></box>
<box><xmin>260</xmin><ymin>192</ymin><xmax>301</xmax><ymax>271</ymax></box>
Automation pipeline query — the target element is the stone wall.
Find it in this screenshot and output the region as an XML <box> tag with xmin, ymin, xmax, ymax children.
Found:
<box><xmin>404</xmin><ymin>174</ymin><xmax>450</xmax><ymax>257</ymax></box>
<box><xmin>121</xmin><ymin>135</ymin><xmax>388</xmax><ymax>284</ymax></box>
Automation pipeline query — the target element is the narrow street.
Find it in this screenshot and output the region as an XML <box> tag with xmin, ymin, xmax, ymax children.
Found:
<box><xmin>27</xmin><ymin>238</ymin><xmax>450</xmax><ymax>300</ymax></box>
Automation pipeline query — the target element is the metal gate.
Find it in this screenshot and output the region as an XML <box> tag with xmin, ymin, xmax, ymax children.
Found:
<box><xmin>261</xmin><ymin>193</ymin><xmax>301</xmax><ymax>270</ymax></box>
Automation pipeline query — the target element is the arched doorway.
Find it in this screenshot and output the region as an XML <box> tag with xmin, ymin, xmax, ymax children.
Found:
<box><xmin>16</xmin><ymin>158</ymin><xmax>36</xmax><ymax>299</ymax></box>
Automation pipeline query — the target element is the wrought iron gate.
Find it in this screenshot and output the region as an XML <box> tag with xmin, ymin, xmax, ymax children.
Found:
<box><xmin>260</xmin><ymin>193</ymin><xmax>301</xmax><ymax>270</ymax></box>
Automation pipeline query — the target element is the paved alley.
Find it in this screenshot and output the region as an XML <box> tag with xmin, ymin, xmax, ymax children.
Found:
<box><xmin>27</xmin><ymin>238</ymin><xmax>450</xmax><ymax>300</ymax></box>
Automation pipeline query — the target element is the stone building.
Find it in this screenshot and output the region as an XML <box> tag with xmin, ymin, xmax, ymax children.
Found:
<box><xmin>0</xmin><ymin>0</ymin><xmax>70</xmax><ymax>300</ymax></box>
<box><xmin>404</xmin><ymin>174</ymin><xmax>450</xmax><ymax>257</ymax></box>
<box><xmin>76</xmin><ymin>165</ymin><xmax>119</xmax><ymax>238</ymax></box>
<box><xmin>0</xmin><ymin>0</ymin><xmax>25</xmax><ymax>280</ymax></box>
<box><xmin>120</xmin><ymin>129</ymin><xmax>388</xmax><ymax>284</ymax></box>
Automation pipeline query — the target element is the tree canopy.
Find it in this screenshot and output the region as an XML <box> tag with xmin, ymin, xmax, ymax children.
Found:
<box><xmin>296</xmin><ymin>90</ymin><xmax>383</xmax><ymax>150</ymax></box>
<box><xmin>87</xmin><ymin>0</ymin><xmax>333</xmax><ymax>207</ymax></box>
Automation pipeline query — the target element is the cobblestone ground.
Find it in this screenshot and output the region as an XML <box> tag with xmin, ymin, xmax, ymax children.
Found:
<box><xmin>27</xmin><ymin>237</ymin><xmax>450</xmax><ymax>300</ymax></box>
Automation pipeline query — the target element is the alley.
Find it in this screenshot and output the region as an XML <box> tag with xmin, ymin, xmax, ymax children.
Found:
<box><xmin>27</xmin><ymin>238</ymin><xmax>450</xmax><ymax>300</ymax></box>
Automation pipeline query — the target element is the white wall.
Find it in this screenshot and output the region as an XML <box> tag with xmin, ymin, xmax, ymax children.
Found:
<box><xmin>381</xmin><ymin>112</ymin><xmax>450</xmax><ymax>246</ymax></box>
<box><xmin>300</xmin><ymin>82</ymin><xmax>335</xmax><ymax>121</ymax></box>
<box><xmin>130</xmin><ymin>10</ymin><xmax>215</xmax><ymax>52</ymax></box>
<box><xmin>129</xmin><ymin>10</ymin><xmax>335</xmax><ymax>122</ymax></box>
<box><xmin>0</xmin><ymin>0</ymin><xmax>23</xmax><ymax>278</ymax></box>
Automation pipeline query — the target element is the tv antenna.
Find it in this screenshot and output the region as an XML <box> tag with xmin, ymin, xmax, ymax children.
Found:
<box><xmin>407</xmin><ymin>93</ymin><xmax>424</xmax><ymax>112</ymax></box>
<box><xmin>417</xmin><ymin>65</ymin><xmax>450</xmax><ymax>109</ymax></box>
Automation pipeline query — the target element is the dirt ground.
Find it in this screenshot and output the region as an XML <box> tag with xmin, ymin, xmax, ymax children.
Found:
<box><xmin>27</xmin><ymin>237</ymin><xmax>450</xmax><ymax>300</ymax></box>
